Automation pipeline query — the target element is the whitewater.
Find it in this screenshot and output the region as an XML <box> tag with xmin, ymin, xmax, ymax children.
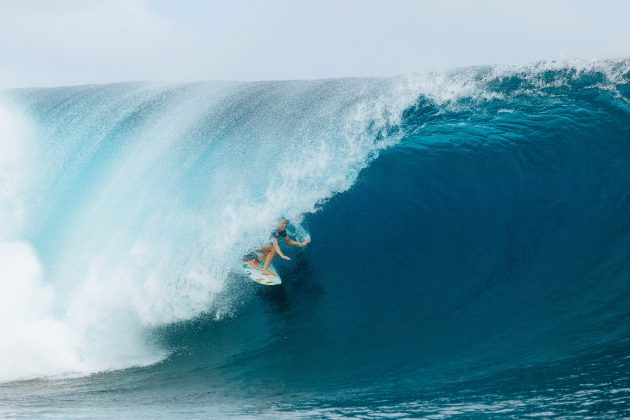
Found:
<box><xmin>1</xmin><ymin>59</ymin><xmax>629</xmax><ymax>418</ymax></box>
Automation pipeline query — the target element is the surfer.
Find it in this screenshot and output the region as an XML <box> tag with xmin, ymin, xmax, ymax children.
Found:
<box><xmin>249</xmin><ymin>218</ymin><xmax>310</xmax><ymax>276</ymax></box>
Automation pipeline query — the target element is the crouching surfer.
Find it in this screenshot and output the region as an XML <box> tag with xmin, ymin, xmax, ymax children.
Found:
<box><xmin>247</xmin><ymin>218</ymin><xmax>310</xmax><ymax>276</ymax></box>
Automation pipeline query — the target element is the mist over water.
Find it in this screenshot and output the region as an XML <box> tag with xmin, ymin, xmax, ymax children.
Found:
<box><xmin>0</xmin><ymin>78</ymin><xmax>418</xmax><ymax>382</ymax></box>
<box><xmin>1</xmin><ymin>59</ymin><xmax>630</xmax><ymax>417</ymax></box>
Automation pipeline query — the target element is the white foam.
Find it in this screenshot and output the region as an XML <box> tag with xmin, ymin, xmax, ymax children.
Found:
<box><xmin>0</xmin><ymin>241</ymin><xmax>83</xmax><ymax>381</ymax></box>
<box><xmin>0</xmin><ymin>100</ymin><xmax>163</xmax><ymax>382</ymax></box>
<box><xmin>0</xmin><ymin>104</ymin><xmax>86</xmax><ymax>380</ymax></box>
<box><xmin>402</xmin><ymin>57</ymin><xmax>630</xmax><ymax>107</ymax></box>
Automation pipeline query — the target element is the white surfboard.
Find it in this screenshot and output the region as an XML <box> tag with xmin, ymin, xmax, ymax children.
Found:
<box><xmin>241</xmin><ymin>260</ymin><xmax>282</xmax><ymax>286</ymax></box>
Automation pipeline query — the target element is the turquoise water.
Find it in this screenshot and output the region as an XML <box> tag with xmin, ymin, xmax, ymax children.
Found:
<box><xmin>0</xmin><ymin>59</ymin><xmax>629</xmax><ymax>418</ymax></box>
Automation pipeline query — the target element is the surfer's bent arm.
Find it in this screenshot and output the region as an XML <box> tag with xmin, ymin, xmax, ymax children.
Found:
<box><xmin>284</xmin><ymin>237</ymin><xmax>310</xmax><ymax>247</ymax></box>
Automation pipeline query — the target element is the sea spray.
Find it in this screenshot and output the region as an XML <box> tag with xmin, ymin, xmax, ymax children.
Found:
<box><xmin>0</xmin><ymin>78</ymin><xmax>419</xmax><ymax>381</ymax></box>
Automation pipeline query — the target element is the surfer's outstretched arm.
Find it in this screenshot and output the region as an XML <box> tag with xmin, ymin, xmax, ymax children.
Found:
<box><xmin>284</xmin><ymin>237</ymin><xmax>310</xmax><ymax>247</ymax></box>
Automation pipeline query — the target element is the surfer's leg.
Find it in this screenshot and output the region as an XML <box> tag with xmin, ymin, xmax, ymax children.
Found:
<box><xmin>261</xmin><ymin>247</ymin><xmax>277</xmax><ymax>276</ymax></box>
<box><xmin>255</xmin><ymin>245</ymin><xmax>273</xmax><ymax>262</ymax></box>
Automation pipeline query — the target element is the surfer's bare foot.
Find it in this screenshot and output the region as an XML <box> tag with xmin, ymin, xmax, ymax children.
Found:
<box><xmin>261</xmin><ymin>269</ymin><xmax>276</xmax><ymax>277</ymax></box>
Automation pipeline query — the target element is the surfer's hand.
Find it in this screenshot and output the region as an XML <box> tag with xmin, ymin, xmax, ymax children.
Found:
<box><xmin>301</xmin><ymin>239</ymin><xmax>310</xmax><ymax>247</ymax></box>
<box><xmin>281</xmin><ymin>255</ymin><xmax>291</xmax><ymax>260</ymax></box>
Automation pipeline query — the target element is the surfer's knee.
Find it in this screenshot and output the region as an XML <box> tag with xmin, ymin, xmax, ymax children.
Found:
<box><xmin>257</xmin><ymin>245</ymin><xmax>272</xmax><ymax>254</ymax></box>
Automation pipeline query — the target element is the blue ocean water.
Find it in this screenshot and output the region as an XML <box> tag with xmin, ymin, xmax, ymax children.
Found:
<box><xmin>1</xmin><ymin>60</ymin><xmax>629</xmax><ymax>418</ymax></box>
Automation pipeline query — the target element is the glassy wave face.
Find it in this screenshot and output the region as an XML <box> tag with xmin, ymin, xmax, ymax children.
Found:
<box><xmin>1</xmin><ymin>60</ymin><xmax>629</xmax><ymax>418</ymax></box>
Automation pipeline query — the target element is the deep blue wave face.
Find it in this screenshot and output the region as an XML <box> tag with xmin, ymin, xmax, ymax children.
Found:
<box><xmin>1</xmin><ymin>60</ymin><xmax>630</xmax><ymax>418</ymax></box>
<box><xmin>306</xmin><ymin>87</ymin><xmax>630</xmax><ymax>377</ymax></box>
